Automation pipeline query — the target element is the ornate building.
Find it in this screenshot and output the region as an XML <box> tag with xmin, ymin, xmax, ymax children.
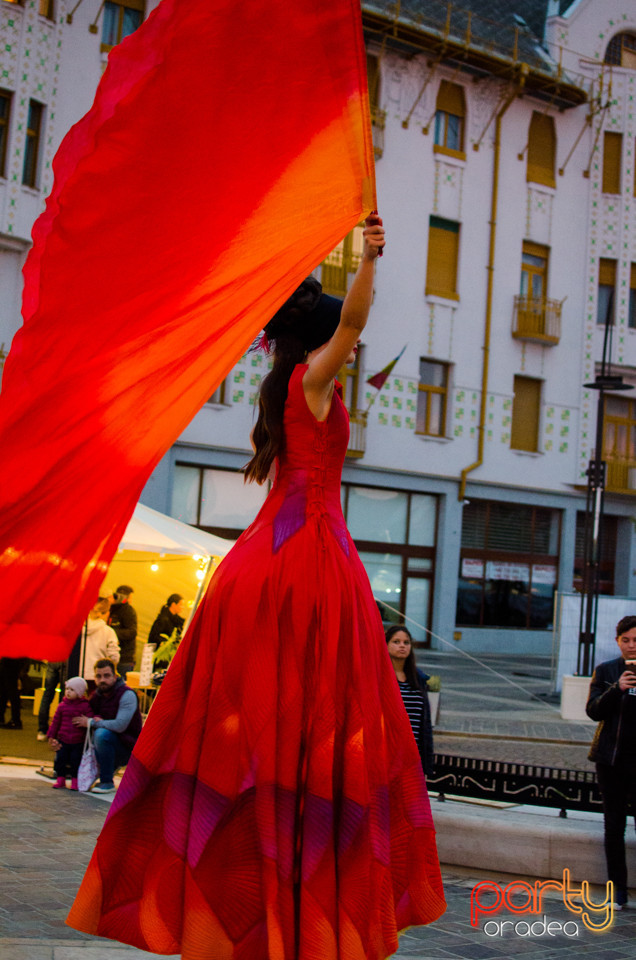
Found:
<box><xmin>2</xmin><ymin>0</ymin><xmax>636</xmax><ymax>654</ymax></box>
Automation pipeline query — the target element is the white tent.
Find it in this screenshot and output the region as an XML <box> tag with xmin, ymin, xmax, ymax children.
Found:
<box><xmin>102</xmin><ymin>503</ymin><xmax>235</xmax><ymax>648</ymax></box>
<box><xmin>119</xmin><ymin>503</ymin><xmax>234</xmax><ymax>558</ymax></box>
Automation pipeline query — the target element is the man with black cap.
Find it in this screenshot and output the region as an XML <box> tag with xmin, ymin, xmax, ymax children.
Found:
<box><xmin>108</xmin><ymin>585</ymin><xmax>138</xmax><ymax>681</ymax></box>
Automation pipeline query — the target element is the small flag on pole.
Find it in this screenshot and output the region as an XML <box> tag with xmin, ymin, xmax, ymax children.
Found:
<box><xmin>366</xmin><ymin>344</ymin><xmax>407</xmax><ymax>391</ymax></box>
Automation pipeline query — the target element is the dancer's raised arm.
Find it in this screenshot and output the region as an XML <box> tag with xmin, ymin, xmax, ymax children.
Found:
<box><xmin>303</xmin><ymin>215</ymin><xmax>385</xmax><ymax>420</ymax></box>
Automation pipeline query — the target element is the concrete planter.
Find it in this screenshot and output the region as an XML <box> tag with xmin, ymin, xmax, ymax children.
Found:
<box><xmin>429</xmin><ymin>691</ymin><xmax>440</xmax><ymax>728</ymax></box>
<box><xmin>560</xmin><ymin>674</ymin><xmax>593</xmax><ymax>722</ymax></box>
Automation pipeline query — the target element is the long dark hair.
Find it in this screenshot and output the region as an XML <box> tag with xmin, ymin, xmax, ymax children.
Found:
<box><xmin>385</xmin><ymin>625</ymin><xmax>425</xmax><ymax>691</ymax></box>
<box><xmin>244</xmin><ymin>278</ymin><xmax>342</xmax><ymax>484</ymax></box>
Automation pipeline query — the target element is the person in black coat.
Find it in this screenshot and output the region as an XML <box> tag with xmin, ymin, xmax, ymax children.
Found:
<box><xmin>107</xmin><ymin>585</ymin><xmax>138</xmax><ymax>681</ymax></box>
<box><xmin>147</xmin><ymin>594</ymin><xmax>186</xmax><ymax>653</ymax></box>
<box><xmin>385</xmin><ymin>624</ymin><xmax>434</xmax><ymax>778</ymax></box>
<box><xmin>586</xmin><ymin>614</ymin><xmax>636</xmax><ymax>910</ymax></box>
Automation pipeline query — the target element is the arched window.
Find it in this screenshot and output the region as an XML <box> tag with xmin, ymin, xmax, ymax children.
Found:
<box><xmin>434</xmin><ymin>81</ymin><xmax>465</xmax><ymax>158</ymax></box>
<box><xmin>527</xmin><ymin>112</ymin><xmax>556</xmax><ymax>188</ymax></box>
<box><xmin>604</xmin><ymin>32</ymin><xmax>636</xmax><ymax>69</ymax></box>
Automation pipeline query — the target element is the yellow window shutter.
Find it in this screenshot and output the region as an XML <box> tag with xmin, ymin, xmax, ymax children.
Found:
<box><xmin>599</xmin><ymin>258</ymin><xmax>617</xmax><ymax>286</ymax></box>
<box><xmin>436</xmin><ymin>81</ymin><xmax>465</xmax><ymax>117</ymax></box>
<box><xmin>511</xmin><ymin>376</ymin><xmax>541</xmax><ymax>452</ymax></box>
<box><xmin>602</xmin><ymin>132</ymin><xmax>622</xmax><ymax>194</ymax></box>
<box><xmin>527</xmin><ymin>112</ymin><xmax>556</xmax><ymax>188</ymax></box>
<box><xmin>426</xmin><ymin>217</ymin><xmax>459</xmax><ymax>299</ymax></box>
<box><xmin>631</xmin><ymin>263</ymin><xmax>636</xmax><ymax>290</ymax></box>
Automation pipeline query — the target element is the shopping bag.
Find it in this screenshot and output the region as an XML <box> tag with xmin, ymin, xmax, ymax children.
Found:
<box><xmin>77</xmin><ymin>719</ymin><xmax>98</xmax><ymax>792</ymax></box>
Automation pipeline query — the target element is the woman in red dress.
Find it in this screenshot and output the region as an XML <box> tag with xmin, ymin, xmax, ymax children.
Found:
<box><xmin>68</xmin><ymin>216</ymin><xmax>445</xmax><ymax>958</ymax></box>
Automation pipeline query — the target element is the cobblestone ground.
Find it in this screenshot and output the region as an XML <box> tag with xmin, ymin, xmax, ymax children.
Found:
<box><xmin>1</xmin><ymin>778</ymin><xmax>635</xmax><ymax>960</ymax></box>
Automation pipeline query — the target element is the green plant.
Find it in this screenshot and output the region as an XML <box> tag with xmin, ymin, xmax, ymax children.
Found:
<box><xmin>426</xmin><ymin>674</ymin><xmax>441</xmax><ymax>693</ymax></box>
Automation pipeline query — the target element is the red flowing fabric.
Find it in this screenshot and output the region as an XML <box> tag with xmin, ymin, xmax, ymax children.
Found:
<box><xmin>0</xmin><ymin>0</ymin><xmax>375</xmax><ymax>659</ymax></box>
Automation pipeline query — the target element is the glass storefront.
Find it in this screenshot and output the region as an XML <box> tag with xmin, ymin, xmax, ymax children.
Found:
<box><xmin>456</xmin><ymin>500</ymin><xmax>560</xmax><ymax>630</ymax></box>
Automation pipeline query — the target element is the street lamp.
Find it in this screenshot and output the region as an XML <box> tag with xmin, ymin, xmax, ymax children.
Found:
<box><xmin>578</xmin><ymin>292</ymin><xmax>632</xmax><ymax>675</ymax></box>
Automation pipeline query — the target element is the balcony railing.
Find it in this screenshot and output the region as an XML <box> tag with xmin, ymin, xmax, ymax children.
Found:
<box><xmin>347</xmin><ymin>410</ymin><xmax>367</xmax><ymax>458</ymax></box>
<box><xmin>605</xmin><ymin>455</ymin><xmax>636</xmax><ymax>494</ymax></box>
<box><xmin>371</xmin><ymin>107</ymin><xmax>386</xmax><ymax>159</ymax></box>
<box><xmin>512</xmin><ymin>295</ymin><xmax>562</xmax><ymax>345</ymax></box>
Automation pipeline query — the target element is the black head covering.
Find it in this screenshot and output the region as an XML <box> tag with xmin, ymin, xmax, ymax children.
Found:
<box><xmin>264</xmin><ymin>278</ymin><xmax>343</xmax><ymax>352</ymax></box>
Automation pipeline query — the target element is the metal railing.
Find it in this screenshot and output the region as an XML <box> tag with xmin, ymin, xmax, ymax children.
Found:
<box><xmin>512</xmin><ymin>295</ymin><xmax>562</xmax><ymax>344</ymax></box>
<box><xmin>347</xmin><ymin>410</ymin><xmax>367</xmax><ymax>458</ymax></box>
<box><xmin>371</xmin><ymin>107</ymin><xmax>386</xmax><ymax>159</ymax></box>
<box><xmin>429</xmin><ymin>754</ymin><xmax>601</xmax><ymax>816</ymax></box>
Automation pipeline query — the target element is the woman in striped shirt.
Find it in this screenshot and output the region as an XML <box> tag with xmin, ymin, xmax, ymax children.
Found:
<box><xmin>386</xmin><ymin>625</ymin><xmax>434</xmax><ymax>778</ymax></box>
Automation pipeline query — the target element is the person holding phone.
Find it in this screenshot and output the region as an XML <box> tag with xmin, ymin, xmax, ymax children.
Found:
<box><xmin>586</xmin><ymin>615</ymin><xmax>636</xmax><ymax>910</ymax></box>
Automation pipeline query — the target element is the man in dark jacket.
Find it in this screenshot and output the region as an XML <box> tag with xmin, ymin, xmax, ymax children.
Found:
<box><xmin>147</xmin><ymin>594</ymin><xmax>186</xmax><ymax>651</ymax></box>
<box><xmin>73</xmin><ymin>657</ymin><xmax>142</xmax><ymax>794</ymax></box>
<box><xmin>108</xmin><ymin>585</ymin><xmax>138</xmax><ymax>680</ymax></box>
<box><xmin>586</xmin><ymin>614</ymin><xmax>636</xmax><ymax>910</ymax></box>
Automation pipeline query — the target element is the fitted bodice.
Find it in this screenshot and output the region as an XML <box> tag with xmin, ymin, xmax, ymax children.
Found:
<box><xmin>250</xmin><ymin>364</ymin><xmax>350</xmax><ymax>554</ymax></box>
<box><xmin>277</xmin><ymin>364</ymin><xmax>348</xmax><ymax>488</ymax></box>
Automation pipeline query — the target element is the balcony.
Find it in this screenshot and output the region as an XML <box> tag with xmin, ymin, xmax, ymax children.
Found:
<box><xmin>605</xmin><ymin>455</ymin><xmax>636</xmax><ymax>494</ymax></box>
<box><xmin>512</xmin><ymin>296</ymin><xmax>562</xmax><ymax>345</ymax></box>
<box><xmin>346</xmin><ymin>410</ymin><xmax>367</xmax><ymax>458</ymax></box>
<box><xmin>371</xmin><ymin>107</ymin><xmax>386</xmax><ymax>159</ymax></box>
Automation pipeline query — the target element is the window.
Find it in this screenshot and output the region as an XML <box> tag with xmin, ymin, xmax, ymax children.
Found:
<box><xmin>526</xmin><ymin>111</ymin><xmax>556</xmax><ymax>188</ymax></box>
<box><xmin>22</xmin><ymin>100</ymin><xmax>43</xmax><ymax>189</ymax></box>
<box><xmin>206</xmin><ymin>379</ymin><xmax>228</xmax><ymax>405</ymax></box>
<box><xmin>101</xmin><ymin>0</ymin><xmax>144</xmax><ymax>50</ymax></box>
<box><xmin>520</xmin><ymin>241</ymin><xmax>548</xmax><ymax>301</ymax></box>
<box><xmin>456</xmin><ymin>500</ymin><xmax>560</xmax><ymax>629</ymax></box>
<box><xmin>630</xmin><ymin>264</ymin><xmax>636</xmax><ymax>330</ymax></box>
<box><xmin>597</xmin><ymin>258</ymin><xmax>616</xmax><ymax>327</ymax></box>
<box><xmin>0</xmin><ymin>90</ymin><xmax>11</xmax><ymax>179</ymax></box>
<box><xmin>416</xmin><ymin>359</ymin><xmax>448</xmax><ymax>437</ymax></box>
<box><xmin>321</xmin><ymin>222</ymin><xmax>364</xmax><ymax>298</ymax></box>
<box><xmin>343</xmin><ymin>484</ymin><xmax>438</xmax><ymax>643</ymax></box>
<box><xmin>574</xmin><ymin>512</ymin><xmax>617</xmax><ymax>596</ymax></box>
<box><xmin>603</xmin><ymin>396</ymin><xmax>636</xmax><ymax>493</ymax></box>
<box><xmin>38</xmin><ymin>0</ymin><xmax>54</xmax><ymax>18</ymax></box>
<box><xmin>171</xmin><ymin>465</ymin><xmax>268</xmax><ymax>537</ymax></box>
<box><xmin>511</xmin><ymin>376</ymin><xmax>541</xmax><ymax>453</ymax></box>
<box><xmin>425</xmin><ymin>216</ymin><xmax>460</xmax><ymax>300</ymax></box>
<box><xmin>366</xmin><ymin>53</ymin><xmax>385</xmax><ymax>159</ymax></box>
<box><xmin>434</xmin><ymin>81</ymin><xmax>465</xmax><ymax>158</ymax></box>
<box><xmin>602</xmin><ymin>131</ymin><xmax>622</xmax><ymax>194</ymax></box>
<box><xmin>605</xmin><ymin>32</ymin><xmax>636</xmax><ymax>69</ymax></box>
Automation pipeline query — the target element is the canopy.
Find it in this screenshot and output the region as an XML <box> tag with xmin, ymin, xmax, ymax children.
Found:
<box><xmin>105</xmin><ymin>504</ymin><xmax>235</xmax><ymax>645</ymax></box>
<box><xmin>119</xmin><ymin>503</ymin><xmax>234</xmax><ymax>558</ymax></box>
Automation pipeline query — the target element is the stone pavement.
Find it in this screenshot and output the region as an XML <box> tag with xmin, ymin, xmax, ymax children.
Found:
<box><xmin>1</xmin><ymin>774</ymin><xmax>635</xmax><ymax>960</ymax></box>
<box><xmin>2</xmin><ymin>651</ymin><xmax>634</xmax><ymax>958</ymax></box>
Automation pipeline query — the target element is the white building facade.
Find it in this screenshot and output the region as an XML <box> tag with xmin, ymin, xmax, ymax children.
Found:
<box><xmin>2</xmin><ymin>0</ymin><xmax>636</xmax><ymax>654</ymax></box>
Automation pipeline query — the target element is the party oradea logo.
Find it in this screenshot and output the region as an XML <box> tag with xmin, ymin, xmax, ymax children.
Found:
<box><xmin>471</xmin><ymin>869</ymin><xmax>614</xmax><ymax>938</ymax></box>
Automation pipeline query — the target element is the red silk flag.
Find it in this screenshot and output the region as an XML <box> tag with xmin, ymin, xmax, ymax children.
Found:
<box><xmin>0</xmin><ymin>0</ymin><xmax>375</xmax><ymax>659</ymax></box>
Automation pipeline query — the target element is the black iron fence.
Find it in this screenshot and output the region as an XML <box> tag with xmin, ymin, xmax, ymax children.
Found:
<box><xmin>429</xmin><ymin>754</ymin><xmax>602</xmax><ymax>817</ymax></box>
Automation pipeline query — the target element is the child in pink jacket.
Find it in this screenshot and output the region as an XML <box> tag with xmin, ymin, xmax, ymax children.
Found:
<box><xmin>47</xmin><ymin>676</ymin><xmax>93</xmax><ymax>790</ymax></box>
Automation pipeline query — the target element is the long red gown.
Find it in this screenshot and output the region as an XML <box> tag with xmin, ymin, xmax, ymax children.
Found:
<box><xmin>67</xmin><ymin>364</ymin><xmax>446</xmax><ymax>958</ymax></box>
